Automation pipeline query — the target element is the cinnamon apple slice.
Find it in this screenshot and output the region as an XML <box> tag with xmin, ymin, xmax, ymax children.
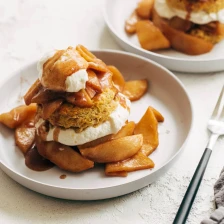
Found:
<box><xmin>122</xmin><ymin>79</ymin><xmax>148</xmax><ymax>101</ymax></box>
<box><xmin>79</xmin><ymin>134</ymin><xmax>143</xmax><ymax>163</ymax></box>
<box><xmin>136</xmin><ymin>20</ymin><xmax>170</xmax><ymax>51</ymax></box>
<box><xmin>107</xmin><ymin>65</ymin><xmax>125</xmax><ymax>92</ymax></box>
<box><xmin>136</xmin><ymin>0</ymin><xmax>154</xmax><ymax>19</ymax></box>
<box><xmin>152</xmin><ymin>9</ymin><xmax>213</xmax><ymax>55</ymax></box>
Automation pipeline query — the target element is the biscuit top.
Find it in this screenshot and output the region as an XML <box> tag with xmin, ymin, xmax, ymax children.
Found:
<box><xmin>166</xmin><ymin>0</ymin><xmax>224</xmax><ymax>13</ymax></box>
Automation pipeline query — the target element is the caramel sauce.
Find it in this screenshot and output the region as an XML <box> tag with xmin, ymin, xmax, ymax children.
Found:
<box><xmin>85</xmin><ymin>84</ymin><xmax>97</xmax><ymax>99</ymax></box>
<box><xmin>86</xmin><ymin>69</ymin><xmax>102</xmax><ymax>92</ymax></box>
<box><xmin>31</xmin><ymin>88</ymin><xmax>63</xmax><ymax>104</ymax></box>
<box><xmin>25</xmin><ymin>147</ymin><xmax>54</xmax><ymax>171</ymax></box>
<box><xmin>185</xmin><ymin>2</ymin><xmax>193</xmax><ymax>21</ymax></box>
<box><xmin>70</xmin><ymin>89</ymin><xmax>93</xmax><ymax>107</ymax></box>
<box><xmin>41</xmin><ymin>47</ymin><xmax>88</xmax><ymax>91</ymax></box>
<box><xmin>185</xmin><ymin>0</ymin><xmax>208</xmax><ymax>21</ymax></box>
<box><xmin>97</xmin><ymin>71</ymin><xmax>113</xmax><ymax>89</ymax></box>
<box><xmin>119</xmin><ymin>96</ymin><xmax>128</xmax><ymax>109</ymax></box>
<box><xmin>24</xmin><ymin>79</ymin><xmax>42</xmax><ymax>105</ymax></box>
<box><xmin>116</xmin><ymin>93</ymin><xmax>128</xmax><ymax>109</ymax></box>
<box><xmin>42</xmin><ymin>99</ymin><xmax>63</xmax><ymax>120</ymax></box>
<box><xmin>53</xmin><ymin>127</ymin><xmax>60</xmax><ymax>142</ymax></box>
<box><xmin>60</xmin><ymin>174</ymin><xmax>67</xmax><ymax>179</ymax></box>
<box><xmin>37</xmin><ymin>122</ymin><xmax>48</xmax><ymax>141</ymax></box>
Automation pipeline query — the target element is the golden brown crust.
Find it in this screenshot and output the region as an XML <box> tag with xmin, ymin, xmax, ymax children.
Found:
<box><xmin>189</xmin><ymin>21</ymin><xmax>224</xmax><ymax>44</ymax></box>
<box><xmin>166</xmin><ymin>0</ymin><xmax>224</xmax><ymax>13</ymax></box>
<box><xmin>190</xmin><ymin>27</ymin><xmax>224</xmax><ymax>44</ymax></box>
<box><xmin>41</xmin><ymin>88</ymin><xmax>118</xmax><ymax>132</ymax></box>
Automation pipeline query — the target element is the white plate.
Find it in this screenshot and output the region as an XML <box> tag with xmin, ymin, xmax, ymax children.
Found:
<box><xmin>0</xmin><ymin>50</ymin><xmax>193</xmax><ymax>200</ymax></box>
<box><xmin>104</xmin><ymin>0</ymin><xmax>224</xmax><ymax>73</ymax></box>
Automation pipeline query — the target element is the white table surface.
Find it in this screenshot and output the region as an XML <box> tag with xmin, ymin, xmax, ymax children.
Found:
<box><xmin>0</xmin><ymin>0</ymin><xmax>224</xmax><ymax>223</ymax></box>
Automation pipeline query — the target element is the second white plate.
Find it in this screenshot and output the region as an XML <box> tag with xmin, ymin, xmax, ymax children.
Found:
<box><xmin>104</xmin><ymin>0</ymin><xmax>224</xmax><ymax>73</ymax></box>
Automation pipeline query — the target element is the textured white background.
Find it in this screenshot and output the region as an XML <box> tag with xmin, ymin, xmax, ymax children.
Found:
<box><xmin>0</xmin><ymin>0</ymin><xmax>224</xmax><ymax>223</ymax></box>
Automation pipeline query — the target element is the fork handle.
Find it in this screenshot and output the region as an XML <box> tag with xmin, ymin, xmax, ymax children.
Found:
<box><xmin>173</xmin><ymin>148</ymin><xmax>212</xmax><ymax>224</ymax></box>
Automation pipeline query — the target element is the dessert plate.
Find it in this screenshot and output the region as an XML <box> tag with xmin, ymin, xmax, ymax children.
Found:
<box><xmin>0</xmin><ymin>50</ymin><xmax>193</xmax><ymax>200</ymax></box>
<box><xmin>104</xmin><ymin>0</ymin><xmax>224</xmax><ymax>73</ymax></box>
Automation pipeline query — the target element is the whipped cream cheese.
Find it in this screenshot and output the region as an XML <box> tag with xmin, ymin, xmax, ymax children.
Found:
<box><xmin>36</xmin><ymin>94</ymin><xmax>131</xmax><ymax>146</ymax></box>
<box><xmin>154</xmin><ymin>0</ymin><xmax>224</xmax><ymax>24</ymax></box>
<box><xmin>37</xmin><ymin>50</ymin><xmax>88</xmax><ymax>92</ymax></box>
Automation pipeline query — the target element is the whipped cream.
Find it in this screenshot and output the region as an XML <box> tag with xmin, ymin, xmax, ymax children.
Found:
<box><xmin>154</xmin><ymin>0</ymin><xmax>224</xmax><ymax>24</ymax></box>
<box><xmin>36</xmin><ymin>94</ymin><xmax>131</xmax><ymax>146</ymax></box>
<box><xmin>37</xmin><ymin>50</ymin><xmax>88</xmax><ymax>93</ymax></box>
<box><xmin>65</xmin><ymin>69</ymin><xmax>88</xmax><ymax>92</ymax></box>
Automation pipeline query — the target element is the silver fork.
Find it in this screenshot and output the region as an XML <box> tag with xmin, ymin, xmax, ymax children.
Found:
<box><xmin>173</xmin><ymin>86</ymin><xmax>224</xmax><ymax>224</ymax></box>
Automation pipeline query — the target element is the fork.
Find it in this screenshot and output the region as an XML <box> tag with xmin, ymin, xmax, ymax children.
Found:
<box><xmin>173</xmin><ymin>86</ymin><xmax>224</xmax><ymax>224</ymax></box>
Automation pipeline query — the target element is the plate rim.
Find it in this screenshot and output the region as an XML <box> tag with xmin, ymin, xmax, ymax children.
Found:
<box><xmin>0</xmin><ymin>49</ymin><xmax>194</xmax><ymax>192</ymax></box>
<box><xmin>103</xmin><ymin>0</ymin><xmax>224</xmax><ymax>63</ymax></box>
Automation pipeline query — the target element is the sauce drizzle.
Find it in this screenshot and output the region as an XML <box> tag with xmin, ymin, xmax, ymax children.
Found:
<box><xmin>25</xmin><ymin>147</ymin><xmax>54</xmax><ymax>171</ymax></box>
<box><xmin>60</xmin><ymin>174</ymin><xmax>67</xmax><ymax>179</ymax></box>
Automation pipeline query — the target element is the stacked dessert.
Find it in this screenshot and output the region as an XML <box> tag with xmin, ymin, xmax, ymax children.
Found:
<box><xmin>125</xmin><ymin>0</ymin><xmax>224</xmax><ymax>55</ymax></box>
<box><xmin>24</xmin><ymin>45</ymin><xmax>131</xmax><ymax>146</ymax></box>
<box><xmin>0</xmin><ymin>45</ymin><xmax>161</xmax><ymax>176</ymax></box>
<box><xmin>154</xmin><ymin>0</ymin><xmax>224</xmax><ymax>44</ymax></box>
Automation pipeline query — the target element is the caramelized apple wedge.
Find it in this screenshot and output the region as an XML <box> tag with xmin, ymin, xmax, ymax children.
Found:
<box><xmin>111</xmin><ymin>121</ymin><xmax>135</xmax><ymax>139</ymax></box>
<box><xmin>134</xmin><ymin>106</ymin><xmax>163</xmax><ymax>156</ymax></box>
<box><xmin>122</xmin><ymin>79</ymin><xmax>148</xmax><ymax>101</ymax></box>
<box><xmin>136</xmin><ymin>0</ymin><xmax>154</xmax><ymax>19</ymax></box>
<box><xmin>15</xmin><ymin>127</ymin><xmax>36</xmax><ymax>154</ymax></box>
<box><xmin>36</xmin><ymin>136</ymin><xmax>94</xmax><ymax>172</ymax></box>
<box><xmin>41</xmin><ymin>99</ymin><xmax>63</xmax><ymax>120</ymax></box>
<box><xmin>169</xmin><ymin>16</ymin><xmax>193</xmax><ymax>32</ymax></box>
<box><xmin>76</xmin><ymin>45</ymin><xmax>108</xmax><ymax>72</ymax></box>
<box><xmin>105</xmin><ymin>152</ymin><xmax>155</xmax><ymax>176</ymax></box>
<box><xmin>78</xmin><ymin>134</ymin><xmax>113</xmax><ymax>150</ymax></box>
<box><xmin>76</xmin><ymin>44</ymin><xmax>96</xmax><ymax>61</ymax></box>
<box><xmin>86</xmin><ymin>69</ymin><xmax>102</xmax><ymax>92</ymax></box>
<box><xmin>66</xmin><ymin>89</ymin><xmax>93</xmax><ymax>107</ymax></box>
<box><xmin>107</xmin><ymin>65</ymin><xmax>125</xmax><ymax>92</ymax></box>
<box><xmin>24</xmin><ymin>79</ymin><xmax>42</xmax><ymax>105</ymax></box>
<box><xmin>0</xmin><ymin>104</ymin><xmax>37</xmax><ymax>129</ymax></box>
<box><xmin>217</xmin><ymin>22</ymin><xmax>224</xmax><ymax>36</ymax></box>
<box><xmin>31</xmin><ymin>88</ymin><xmax>62</xmax><ymax>104</ymax></box>
<box><xmin>125</xmin><ymin>10</ymin><xmax>141</xmax><ymax>34</ymax></box>
<box><xmin>85</xmin><ymin>84</ymin><xmax>97</xmax><ymax>99</ymax></box>
<box><xmin>79</xmin><ymin>134</ymin><xmax>143</xmax><ymax>163</ymax></box>
<box><xmin>163</xmin><ymin>23</ymin><xmax>213</xmax><ymax>55</ymax></box>
<box><xmin>151</xmin><ymin>107</ymin><xmax>164</xmax><ymax>122</ymax></box>
<box><xmin>97</xmin><ymin>71</ymin><xmax>114</xmax><ymax>89</ymax></box>
<box><xmin>152</xmin><ymin>9</ymin><xmax>213</xmax><ymax>55</ymax></box>
<box><xmin>136</xmin><ymin>20</ymin><xmax>170</xmax><ymax>51</ymax></box>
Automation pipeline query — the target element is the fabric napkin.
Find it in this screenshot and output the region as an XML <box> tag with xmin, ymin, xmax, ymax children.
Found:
<box><xmin>201</xmin><ymin>168</ymin><xmax>224</xmax><ymax>224</ymax></box>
